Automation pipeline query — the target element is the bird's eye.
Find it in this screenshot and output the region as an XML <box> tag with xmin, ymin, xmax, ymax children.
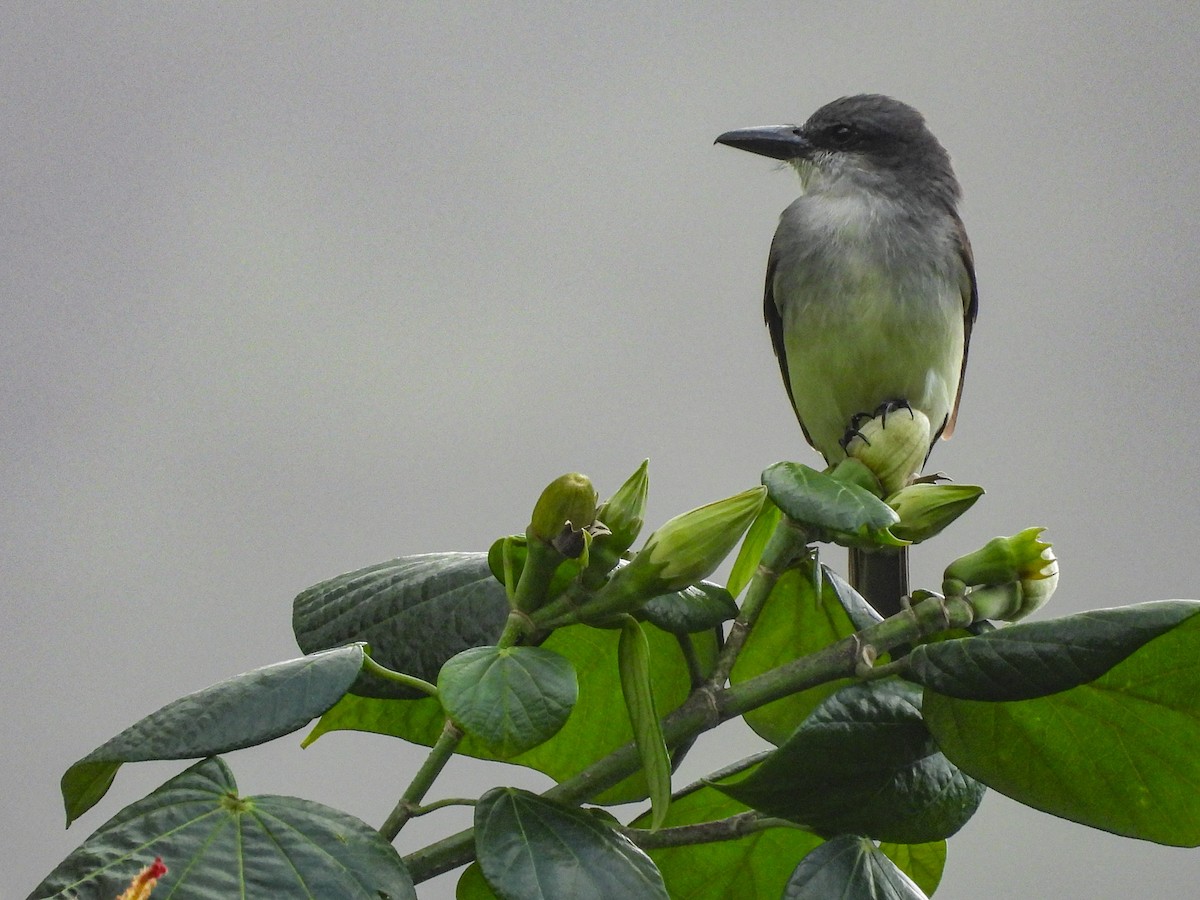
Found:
<box><xmin>828</xmin><ymin>124</ymin><xmax>857</xmax><ymax>146</ymax></box>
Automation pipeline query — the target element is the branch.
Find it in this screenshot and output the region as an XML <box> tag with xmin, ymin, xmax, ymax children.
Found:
<box><xmin>617</xmin><ymin>810</ymin><xmax>800</xmax><ymax>850</ymax></box>
<box><xmin>402</xmin><ymin>591</ymin><xmax>975</xmax><ymax>882</ymax></box>
<box><xmin>380</xmin><ymin>719</ymin><xmax>464</xmax><ymax>840</ymax></box>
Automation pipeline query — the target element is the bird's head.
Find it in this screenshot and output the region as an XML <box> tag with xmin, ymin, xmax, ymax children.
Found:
<box><xmin>716</xmin><ymin>94</ymin><xmax>958</xmax><ymax>204</ymax></box>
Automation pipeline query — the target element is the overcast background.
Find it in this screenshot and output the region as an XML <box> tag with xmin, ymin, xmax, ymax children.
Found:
<box><xmin>5</xmin><ymin>4</ymin><xmax>1200</xmax><ymax>898</ymax></box>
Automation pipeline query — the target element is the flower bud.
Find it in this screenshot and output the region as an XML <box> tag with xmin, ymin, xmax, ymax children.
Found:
<box><xmin>845</xmin><ymin>407</ymin><xmax>930</xmax><ymax>496</ymax></box>
<box><xmin>643</xmin><ymin>487</ymin><xmax>767</xmax><ymax>590</ymax></box>
<box><xmin>944</xmin><ymin>527</ymin><xmax>1059</xmax><ymax>621</ymax></box>
<box><xmin>595</xmin><ymin>459</ymin><xmax>649</xmax><ymax>556</ymax></box>
<box><xmin>887</xmin><ymin>483</ymin><xmax>984</xmax><ymax>543</ymax></box>
<box><xmin>577</xmin><ymin>487</ymin><xmax>766</xmax><ymax>620</ymax></box>
<box><xmin>528</xmin><ymin>473</ymin><xmax>598</xmax><ymax>545</ymax></box>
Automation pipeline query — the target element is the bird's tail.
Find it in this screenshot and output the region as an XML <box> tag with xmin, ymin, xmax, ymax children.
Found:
<box><xmin>848</xmin><ymin>546</ymin><xmax>909</xmax><ymax>619</ymax></box>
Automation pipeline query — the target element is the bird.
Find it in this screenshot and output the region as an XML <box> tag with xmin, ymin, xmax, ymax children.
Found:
<box><xmin>716</xmin><ymin>94</ymin><xmax>978</xmax><ymax>617</ymax></box>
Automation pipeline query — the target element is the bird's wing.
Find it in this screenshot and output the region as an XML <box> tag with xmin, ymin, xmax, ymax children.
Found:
<box><xmin>763</xmin><ymin>250</ymin><xmax>817</xmax><ymax>450</ymax></box>
<box><xmin>941</xmin><ymin>211</ymin><xmax>979</xmax><ymax>439</ymax></box>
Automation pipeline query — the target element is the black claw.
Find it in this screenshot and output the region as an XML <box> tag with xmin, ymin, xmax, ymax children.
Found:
<box><xmin>874</xmin><ymin>398</ymin><xmax>913</xmax><ymax>427</ymax></box>
<box><xmin>839</xmin><ymin>427</ymin><xmax>869</xmax><ymax>453</ymax></box>
<box><xmin>842</xmin><ymin>399</ymin><xmax>916</xmax><ymax>452</ymax></box>
<box><xmin>848</xmin><ymin>411</ymin><xmax>874</xmax><ymax>431</ymax></box>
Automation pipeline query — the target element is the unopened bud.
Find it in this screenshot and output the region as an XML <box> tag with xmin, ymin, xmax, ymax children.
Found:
<box><xmin>944</xmin><ymin>527</ymin><xmax>1058</xmax><ymax>621</ymax></box>
<box><xmin>578</xmin><ymin>487</ymin><xmax>766</xmax><ymax>620</ymax></box>
<box><xmin>845</xmin><ymin>407</ymin><xmax>930</xmax><ymax>496</ymax></box>
<box><xmin>888</xmin><ymin>483</ymin><xmax>984</xmax><ymax>543</ymax></box>
<box><xmin>595</xmin><ymin>459</ymin><xmax>649</xmax><ymax>555</ymax></box>
<box><xmin>643</xmin><ymin>487</ymin><xmax>767</xmax><ymax>590</ymax></box>
<box><xmin>529</xmin><ymin>473</ymin><xmax>598</xmax><ymax>545</ymax></box>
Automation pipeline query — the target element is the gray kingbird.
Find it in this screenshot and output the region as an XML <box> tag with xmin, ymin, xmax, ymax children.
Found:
<box><xmin>717</xmin><ymin>94</ymin><xmax>978</xmax><ymax>616</ymax></box>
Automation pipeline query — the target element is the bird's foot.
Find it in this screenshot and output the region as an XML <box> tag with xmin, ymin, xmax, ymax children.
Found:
<box><xmin>839</xmin><ymin>425</ymin><xmax>869</xmax><ymax>453</ymax></box>
<box><xmin>872</xmin><ymin>398</ymin><xmax>914</xmax><ymax>427</ymax></box>
<box><xmin>840</xmin><ymin>399</ymin><xmax>914</xmax><ymax>452</ymax></box>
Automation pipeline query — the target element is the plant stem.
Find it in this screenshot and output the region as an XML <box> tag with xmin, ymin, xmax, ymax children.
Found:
<box><xmin>674</xmin><ymin>632</ymin><xmax>706</xmax><ymax>689</ymax></box>
<box><xmin>409</xmin><ymin>797</ymin><xmax>477</xmax><ymax>817</ymax></box>
<box><xmin>527</xmin><ymin>580</ymin><xmax>591</xmax><ymax>630</ymax></box>
<box><xmin>512</xmin><ymin>538</ymin><xmax>562</xmax><ymax>614</ymax></box>
<box><xmin>382</xmin><ymin>549</ymin><xmax>547</xmax><ymax>842</ymax></box>
<box><xmin>380</xmin><ymin>718</ymin><xmax>464</xmax><ymax>841</ymax></box>
<box><xmin>361</xmin><ymin>654</ymin><xmax>438</xmax><ymax>697</ymax></box>
<box><xmin>618</xmin><ymin>811</ymin><xmax>799</xmax><ymax>850</ymax></box>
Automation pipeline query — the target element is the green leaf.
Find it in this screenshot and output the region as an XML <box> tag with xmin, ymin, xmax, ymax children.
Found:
<box><xmin>877</xmin><ymin>840</ymin><xmax>946</xmax><ymax>897</ymax></box>
<box><xmin>908</xmin><ymin>600</ymin><xmax>1200</xmax><ymax>701</ymax></box>
<box><xmin>633</xmin><ymin>775</ymin><xmax>823</xmax><ymax>899</ymax></box>
<box><xmin>923</xmin><ymin>605</ymin><xmax>1200</xmax><ymax>845</ymax></box>
<box><xmin>61</xmin><ymin>645</ymin><xmax>364</xmax><ymax>825</ymax></box>
<box><xmin>762</xmin><ymin>462</ymin><xmax>899</xmax><ymax>537</ymax></box>
<box><xmin>782</xmin><ymin>834</ymin><xmax>928</xmax><ymax>899</ymax></box>
<box><xmin>475</xmin><ymin>788</ymin><xmax>668</xmax><ymax>899</ymax></box>
<box><xmin>730</xmin><ymin>563</ymin><xmax>861</xmax><ymax>744</ymax></box>
<box><xmin>628</xmin><ymin>774</ymin><xmax>942</xmax><ymax>898</ymax></box>
<box><xmin>307</xmin><ymin>622</ymin><xmax>715</xmax><ymax>805</ymax></box>
<box><xmin>438</xmin><ymin>645</ymin><xmax>577</xmax><ymax>757</ymax></box>
<box><xmin>639</xmin><ymin>580</ymin><xmax>738</xmax><ymax>633</ymax></box>
<box><xmin>719</xmin><ymin>680</ymin><xmax>985</xmax><ymax>843</ymax></box>
<box><xmin>457</xmin><ymin>862</ymin><xmax>501</xmax><ymax>899</ymax></box>
<box><xmin>727</xmin><ymin>495</ymin><xmax>782</xmax><ymax>598</ymax></box>
<box><xmin>619</xmin><ymin>617</ymin><xmax>671</xmax><ymax>830</ymax></box>
<box><xmin>294</xmin><ymin>552</ymin><xmax>509</xmax><ymax>699</ymax></box>
<box><xmin>36</xmin><ymin>757</ymin><xmax>414</xmax><ymax>900</ymax></box>
<box><xmin>826</xmin><ymin>565</ymin><xmax>884</xmax><ymax>631</ymax></box>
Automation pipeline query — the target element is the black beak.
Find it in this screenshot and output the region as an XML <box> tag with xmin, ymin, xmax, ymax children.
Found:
<box><xmin>715</xmin><ymin>125</ymin><xmax>811</xmax><ymax>161</ymax></box>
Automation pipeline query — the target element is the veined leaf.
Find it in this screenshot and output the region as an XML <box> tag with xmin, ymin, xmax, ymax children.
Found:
<box><xmin>438</xmin><ymin>645</ymin><xmax>577</xmax><ymax>757</ymax></box>
<box><xmin>294</xmin><ymin>552</ymin><xmax>509</xmax><ymax>699</ymax></box>
<box><xmin>924</xmin><ymin>604</ymin><xmax>1200</xmax><ymax>845</ymax></box>
<box><xmin>782</xmin><ymin>834</ymin><xmax>927</xmax><ymax>900</ymax></box>
<box><xmin>908</xmin><ymin>600</ymin><xmax>1200</xmax><ymax>701</ymax></box>
<box><xmin>61</xmin><ymin>646</ymin><xmax>364</xmax><ymax>825</ymax></box>
<box><xmin>640</xmin><ymin>581</ymin><xmax>737</xmax><ymax>634</ymax></box>
<box><xmin>475</xmin><ymin>788</ymin><xmax>668</xmax><ymax>899</ymax></box>
<box><xmin>761</xmin><ymin>462</ymin><xmax>898</xmax><ymax>539</ymax></box>
<box><xmin>719</xmin><ymin>680</ymin><xmax>984</xmax><ymax>843</ymax></box>
<box><xmin>38</xmin><ymin>757</ymin><xmax>413</xmax><ymax>900</ymax></box>
<box><xmin>731</xmin><ymin>562</ymin><xmax>863</xmax><ymax>744</ymax></box>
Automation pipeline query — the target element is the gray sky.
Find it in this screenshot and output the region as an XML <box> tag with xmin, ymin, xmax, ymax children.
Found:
<box><xmin>5</xmin><ymin>4</ymin><xmax>1200</xmax><ymax>897</ymax></box>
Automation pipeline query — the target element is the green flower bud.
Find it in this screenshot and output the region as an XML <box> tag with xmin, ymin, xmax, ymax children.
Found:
<box><xmin>528</xmin><ymin>473</ymin><xmax>598</xmax><ymax>545</ymax></box>
<box><xmin>643</xmin><ymin>487</ymin><xmax>767</xmax><ymax>590</ymax></box>
<box><xmin>577</xmin><ymin>486</ymin><xmax>766</xmax><ymax>621</ymax></box>
<box><xmin>887</xmin><ymin>483</ymin><xmax>984</xmax><ymax>543</ymax></box>
<box><xmin>845</xmin><ymin>407</ymin><xmax>930</xmax><ymax>496</ymax></box>
<box><xmin>944</xmin><ymin>527</ymin><xmax>1059</xmax><ymax>622</ymax></box>
<box><xmin>595</xmin><ymin>459</ymin><xmax>649</xmax><ymax>556</ymax></box>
